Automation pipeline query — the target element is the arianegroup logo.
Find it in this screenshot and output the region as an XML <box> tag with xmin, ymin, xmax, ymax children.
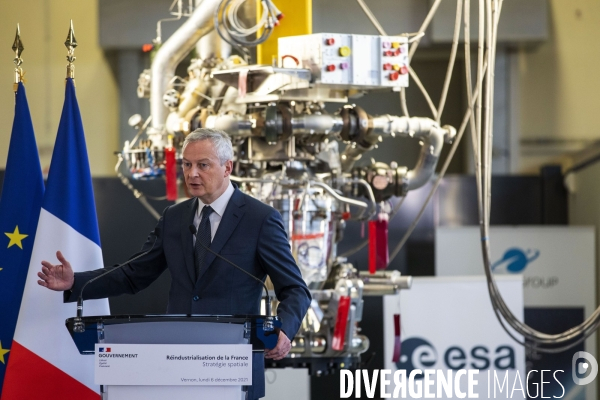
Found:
<box><xmin>98</xmin><ymin>347</ymin><xmax>112</xmax><ymax>353</ymax></box>
<box><xmin>491</xmin><ymin>248</ymin><xmax>540</xmax><ymax>274</ymax></box>
<box><xmin>491</xmin><ymin>247</ymin><xmax>559</xmax><ymax>289</ymax></box>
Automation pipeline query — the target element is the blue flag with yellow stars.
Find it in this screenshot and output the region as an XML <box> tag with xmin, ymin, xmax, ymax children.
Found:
<box><xmin>0</xmin><ymin>82</ymin><xmax>44</xmax><ymax>394</ymax></box>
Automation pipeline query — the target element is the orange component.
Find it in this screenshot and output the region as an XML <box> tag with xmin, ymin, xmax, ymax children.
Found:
<box><xmin>389</xmin><ymin>71</ymin><xmax>399</xmax><ymax>81</ymax></box>
<box><xmin>290</xmin><ymin>233</ymin><xmax>324</xmax><ymax>241</ymax></box>
<box><xmin>142</xmin><ymin>44</ymin><xmax>154</xmax><ymax>53</ymax></box>
<box><xmin>281</xmin><ymin>54</ymin><xmax>300</xmax><ymax>66</ymax></box>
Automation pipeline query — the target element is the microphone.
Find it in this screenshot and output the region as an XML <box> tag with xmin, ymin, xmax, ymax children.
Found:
<box><xmin>72</xmin><ymin>227</ymin><xmax>161</xmax><ymax>333</ymax></box>
<box><xmin>188</xmin><ymin>224</ymin><xmax>275</xmax><ymax>330</ymax></box>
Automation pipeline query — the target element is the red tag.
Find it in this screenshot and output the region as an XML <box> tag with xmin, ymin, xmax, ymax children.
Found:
<box><xmin>165</xmin><ymin>147</ymin><xmax>177</xmax><ymax>201</ymax></box>
<box><xmin>332</xmin><ymin>295</ymin><xmax>351</xmax><ymax>351</ymax></box>
<box><xmin>392</xmin><ymin>314</ymin><xmax>401</xmax><ymax>363</ymax></box>
<box><xmin>368</xmin><ymin>214</ymin><xmax>389</xmax><ymax>273</ymax></box>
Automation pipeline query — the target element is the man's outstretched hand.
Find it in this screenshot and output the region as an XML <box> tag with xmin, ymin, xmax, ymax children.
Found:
<box><xmin>37</xmin><ymin>251</ymin><xmax>75</xmax><ymax>291</ymax></box>
<box><xmin>264</xmin><ymin>330</ymin><xmax>291</xmax><ymax>360</ymax></box>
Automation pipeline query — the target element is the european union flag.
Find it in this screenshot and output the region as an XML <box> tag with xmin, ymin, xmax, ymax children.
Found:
<box><xmin>0</xmin><ymin>82</ymin><xmax>44</xmax><ymax>394</ymax></box>
<box><xmin>2</xmin><ymin>78</ymin><xmax>108</xmax><ymax>400</ymax></box>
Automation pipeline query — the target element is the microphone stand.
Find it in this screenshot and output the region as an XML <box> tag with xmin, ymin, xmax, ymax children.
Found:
<box><xmin>189</xmin><ymin>225</ymin><xmax>275</xmax><ymax>331</ymax></box>
<box><xmin>72</xmin><ymin>228</ymin><xmax>161</xmax><ymax>333</ymax></box>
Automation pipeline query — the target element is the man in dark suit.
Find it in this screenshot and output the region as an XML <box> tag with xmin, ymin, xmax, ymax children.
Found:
<box><xmin>37</xmin><ymin>128</ymin><xmax>311</xmax><ymax>399</ymax></box>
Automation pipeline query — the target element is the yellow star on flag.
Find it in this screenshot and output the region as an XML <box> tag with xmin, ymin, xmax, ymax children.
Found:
<box><xmin>0</xmin><ymin>341</ymin><xmax>9</xmax><ymax>364</ymax></box>
<box><xmin>5</xmin><ymin>226</ymin><xmax>28</xmax><ymax>250</ymax></box>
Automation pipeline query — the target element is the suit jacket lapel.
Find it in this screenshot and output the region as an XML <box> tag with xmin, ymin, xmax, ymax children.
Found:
<box><xmin>197</xmin><ymin>189</ymin><xmax>246</xmax><ymax>282</ymax></box>
<box><xmin>181</xmin><ymin>197</ymin><xmax>198</xmax><ymax>284</ymax></box>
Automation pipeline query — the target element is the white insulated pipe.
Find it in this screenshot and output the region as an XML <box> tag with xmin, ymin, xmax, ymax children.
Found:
<box><xmin>149</xmin><ymin>0</ymin><xmax>222</xmax><ymax>134</ymax></box>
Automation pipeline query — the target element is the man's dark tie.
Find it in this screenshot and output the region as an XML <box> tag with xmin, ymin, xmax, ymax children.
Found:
<box><xmin>194</xmin><ymin>205</ymin><xmax>214</xmax><ymax>280</ymax></box>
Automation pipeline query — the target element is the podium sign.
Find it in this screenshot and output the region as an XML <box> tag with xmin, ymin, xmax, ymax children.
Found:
<box><xmin>95</xmin><ymin>344</ymin><xmax>252</xmax><ymax>386</ymax></box>
<box><xmin>66</xmin><ymin>314</ymin><xmax>279</xmax><ymax>400</ymax></box>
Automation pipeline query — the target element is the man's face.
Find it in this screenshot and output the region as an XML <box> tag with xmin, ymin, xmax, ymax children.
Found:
<box><xmin>182</xmin><ymin>140</ymin><xmax>233</xmax><ymax>204</ymax></box>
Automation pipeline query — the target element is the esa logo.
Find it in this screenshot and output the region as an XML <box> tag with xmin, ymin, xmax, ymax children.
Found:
<box><xmin>396</xmin><ymin>338</ymin><xmax>515</xmax><ymax>376</ymax></box>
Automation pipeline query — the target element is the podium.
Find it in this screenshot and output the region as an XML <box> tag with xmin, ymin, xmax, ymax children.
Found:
<box><xmin>66</xmin><ymin>314</ymin><xmax>280</xmax><ymax>400</ymax></box>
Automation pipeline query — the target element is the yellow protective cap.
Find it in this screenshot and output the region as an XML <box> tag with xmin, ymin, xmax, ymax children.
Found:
<box><xmin>339</xmin><ymin>46</ymin><xmax>351</xmax><ymax>57</ymax></box>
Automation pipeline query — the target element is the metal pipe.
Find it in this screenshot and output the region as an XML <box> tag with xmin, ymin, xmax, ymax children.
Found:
<box><xmin>361</xmin><ymin>279</ymin><xmax>412</xmax><ymax>295</ymax></box>
<box><xmin>290</xmin><ymin>336</ymin><xmax>327</xmax><ymax>354</ymax></box>
<box><xmin>149</xmin><ymin>0</ymin><xmax>222</xmax><ymax>134</ymax></box>
<box><xmin>362</xmin><ymin>270</ymin><xmax>413</xmax><ymax>287</ymax></box>
<box><xmin>353</xmin><ymin>178</ymin><xmax>377</xmax><ymax>220</ymax></box>
<box><xmin>205</xmin><ymin>114</ymin><xmax>253</xmax><ymax>136</ymax></box>
<box><xmin>369</xmin><ymin>115</ymin><xmax>456</xmax><ymax>191</ymax></box>
<box><xmin>310</xmin><ymin>181</ymin><xmax>368</xmax><ymax>210</ymax></box>
<box><xmin>291</xmin><ymin>114</ymin><xmax>344</xmax><ymax>135</ymax></box>
<box><xmin>361</xmin><ymin>284</ymin><xmax>401</xmax><ymax>296</ymax></box>
<box><xmin>405</xmin><ymin>129</ymin><xmax>444</xmax><ymax>190</ymax></box>
<box><xmin>349</xmin><ymin>334</ymin><xmax>370</xmax><ymax>354</ymax></box>
<box><xmin>311</xmin><ymin>336</ymin><xmax>327</xmax><ymax>353</ymax></box>
<box><xmin>197</xmin><ymin>29</ymin><xmax>231</xmax><ymax>61</ymax></box>
<box><xmin>340</xmin><ymin>142</ymin><xmax>370</xmax><ymax>172</ymax></box>
<box><xmin>176</xmin><ymin>76</ymin><xmax>210</xmax><ymax>118</ymax></box>
<box><xmin>290</xmin><ymin>337</ymin><xmax>305</xmax><ymax>353</ymax></box>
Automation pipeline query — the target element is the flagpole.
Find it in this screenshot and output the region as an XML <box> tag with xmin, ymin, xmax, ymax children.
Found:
<box><xmin>65</xmin><ymin>19</ymin><xmax>77</xmax><ymax>85</ymax></box>
<box><xmin>12</xmin><ymin>23</ymin><xmax>24</xmax><ymax>94</ymax></box>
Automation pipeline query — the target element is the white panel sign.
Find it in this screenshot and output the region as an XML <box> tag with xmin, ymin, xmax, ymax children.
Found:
<box><xmin>436</xmin><ymin>226</ymin><xmax>596</xmax><ymax>399</ymax></box>
<box><xmin>383</xmin><ymin>276</ymin><xmax>526</xmax><ymax>399</ymax></box>
<box><xmin>435</xmin><ymin>226</ymin><xmax>595</xmax><ymax>308</ymax></box>
<box><xmin>95</xmin><ymin>344</ymin><xmax>252</xmax><ymax>386</ymax></box>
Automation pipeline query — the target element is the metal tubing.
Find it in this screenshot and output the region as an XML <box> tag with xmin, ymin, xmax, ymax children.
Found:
<box><xmin>366</xmin><ymin>115</ymin><xmax>455</xmax><ymax>191</ymax></box>
<box><xmin>290</xmin><ymin>336</ymin><xmax>327</xmax><ymax>354</ymax></box>
<box><xmin>340</xmin><ymin>142</ymin><xmax>370</xmax><ymax>172</ymax></box>
<box><xmin>205</xmin><ymin>114</ymin><xmax>253</xmax><ymax>136</ymax></box>
<box><xmin>310</xmin><ymin>181</ymin><xmax>369</xmax><ymax>210</ymax></box>
<box><xmin>149</xmin><ymin>0</ymin><xmax>222</xmax><ymax>133</ymax></box>
<box><xmin>197</xmin><ymin>29</ymin><xmax>232</xmax><ymax>61</ymax></box>
<box><xmin>291</xmin><ymin>114</ymin><xmax>343</xmax><ymax>135</ymax></box>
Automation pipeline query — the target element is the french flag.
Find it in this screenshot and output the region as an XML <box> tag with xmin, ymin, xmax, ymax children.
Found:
<box><xmin>2</xmin><ymin>78</ymin><xmax>110</xmax><ymax>399</ymax></box>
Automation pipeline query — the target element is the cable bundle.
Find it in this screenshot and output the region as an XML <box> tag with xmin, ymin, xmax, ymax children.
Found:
<box><xmin>353</xmin><ymin>0</ymin><xmax>598</xmax><ymax>353</ymax></box>
<box><xmin>214</xmin><ymin>0</ymin><xmax>282</xmax><ymax>48</ymax></box>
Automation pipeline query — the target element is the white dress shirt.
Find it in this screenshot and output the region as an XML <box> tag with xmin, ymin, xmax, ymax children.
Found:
<box><xmin>192</xmin><ymin>182</ymin><xmax>235</xmax><ymax>244</ymax></box>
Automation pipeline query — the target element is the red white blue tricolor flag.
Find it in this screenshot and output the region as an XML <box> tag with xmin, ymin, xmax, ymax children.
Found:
<box><xmin>2</xmin><ymin>78</ymin><xmax>109</xmax><ymax>399</ymax></box>
<box><xmin>0</xmin><ymin>82</ymin><xmax>44</xmax><ymax>396</ymax></box>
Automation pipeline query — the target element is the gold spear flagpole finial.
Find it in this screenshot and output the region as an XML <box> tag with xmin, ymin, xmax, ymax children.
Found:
<box><xmin>65</xmin><ymin>19</ymin><xmax>77</xmax><ymax>82</ymax></box>
<box><xmin>12</xmin><ymin>23</ymin><xmax>24</xmax><ymax>92</ymax></box>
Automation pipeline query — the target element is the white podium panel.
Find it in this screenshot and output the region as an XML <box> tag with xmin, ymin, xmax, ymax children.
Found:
<box><xmin>98</xmin><ymin>320</ymin><xmax>250</xmax><ymax>400</ymax></box>
<box><xmin>105</xmin><ymin>385</ymin><xmax>243</xmax><ymax>400</ymax></box>
<box><xmin>95</xmin><ymin>344</ymin><xmax>252</xmax><ymax>385</ymax></box>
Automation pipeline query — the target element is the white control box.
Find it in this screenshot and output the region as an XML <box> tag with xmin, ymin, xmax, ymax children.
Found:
<box><xmin>278</xmin><ymin>33</ymin><xmax>409</xmax><ymax>89</ymax></box>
